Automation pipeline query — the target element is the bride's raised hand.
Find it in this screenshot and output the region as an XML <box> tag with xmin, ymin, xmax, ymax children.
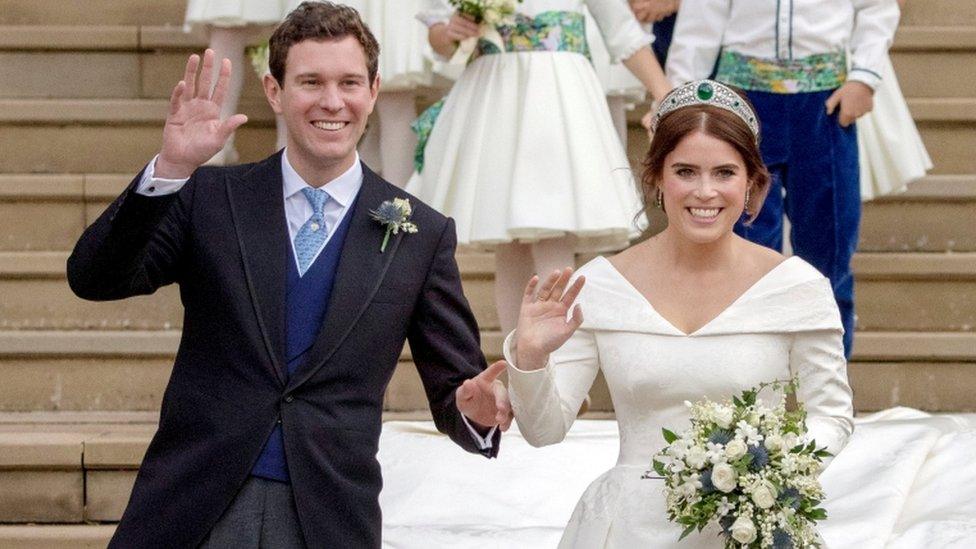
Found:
<box><xmin>515</xmin><ymin>268</ymin><xmax>585</xmax><ymax>371</ymax></box>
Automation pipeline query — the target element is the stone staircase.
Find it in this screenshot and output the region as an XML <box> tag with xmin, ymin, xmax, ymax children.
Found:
<box><xmin>0</xmin><ymin>0</ymin><xmax>974</xmax><ymax>544</ymax></box>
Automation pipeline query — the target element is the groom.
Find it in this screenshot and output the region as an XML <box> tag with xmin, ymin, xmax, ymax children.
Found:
<box><xmin>68</xmin><ymin>3</ymin><xmax>511</xmax><ymax>547</ymax></box>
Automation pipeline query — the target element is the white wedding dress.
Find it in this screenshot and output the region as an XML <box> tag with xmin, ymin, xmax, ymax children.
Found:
<box><xmin>506</xmin><ymin>255</ymin><xmax>858</xmax><ymax>547</ymax></box>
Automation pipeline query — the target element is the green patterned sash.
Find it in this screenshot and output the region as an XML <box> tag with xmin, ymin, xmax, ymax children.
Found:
<box><xmin>715</xmin><ymin>50</ymin><xmax>847</xmax><ymax>94</ymax></box>
<box><xmin>412</xmin><ymin>11</ymin><xmax>590</xmax><ymax>173</ymax></box>
<box><xmin>471</xmin><ymin>11</ymin><xmax>590</xmax><ymax>62</ymax></box>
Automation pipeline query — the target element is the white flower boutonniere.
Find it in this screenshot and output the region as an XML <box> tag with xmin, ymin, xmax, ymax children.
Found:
<box><xmin>370</xmin><ymin>198</ymin><xmax>418</xmax><ymax>252</ymax></box>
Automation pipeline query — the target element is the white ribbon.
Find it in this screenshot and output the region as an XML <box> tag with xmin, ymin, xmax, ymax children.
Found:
<box><xmin>449</xmin><ymin>25</ymin><xmax>506</xmax><ymax>65</ymax></box>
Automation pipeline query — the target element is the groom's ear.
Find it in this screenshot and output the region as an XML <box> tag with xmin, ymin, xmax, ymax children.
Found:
<box><xmin>263</xmin><ymin>73</ymin><xmax>283</xmax><ymax>115</ymax></box>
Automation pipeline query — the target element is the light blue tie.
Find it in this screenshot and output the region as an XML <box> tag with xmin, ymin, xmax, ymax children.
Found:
<box><xmin>294</xmin><ymin>187</ymin><xmax>331</xmax><ymax>276</ymax></box>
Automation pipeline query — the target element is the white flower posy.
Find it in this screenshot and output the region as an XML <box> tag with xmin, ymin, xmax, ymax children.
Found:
<box><xmin>650</xmin><ymin>380</ymin><xmax>831</xmax><ymax>547</ymax></box>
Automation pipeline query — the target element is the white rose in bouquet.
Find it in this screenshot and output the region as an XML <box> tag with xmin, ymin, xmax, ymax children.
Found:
<box><xmin>685</xmin><ymin>446</ymin><xmax>707</xmax><ymax>469</ymax></box>
<box><xmin>710</xmin><ymin>462</ymin><xmax>737</xmax><ymax>493</ymax></box>
<box><xmin>712</xmin><ymin>405</ymin><xmax>735</xmax><ymax>429</ymax></box>
<box><xmin>784</xmin><ymin>432</ymin><xmax>800</xmax><ymax>450</ymax></box>
<box><xmin>725</xmin><ymin>438</ymin><xmax>748</xmax><ymax>460</ymax></box>
<box><xmin>765</xmin><ymin>433</ymin><xmax>785</xmax><ymax>453</ymax></box>
<box><xmin>751</xmin><ymin>481</ymin><xmax>777</xmax><ymax>509</ymax></box>
<box><xmin>730</xmin><ymin>516</ymin><xmax>758</xmax><ymax>544</ymax></box>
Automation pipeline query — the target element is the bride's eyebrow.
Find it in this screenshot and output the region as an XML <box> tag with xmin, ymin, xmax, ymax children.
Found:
<box><xmin>670</xmin><ymin>162</ymin><xmax>699</xmax><ymax>169</ymax></box>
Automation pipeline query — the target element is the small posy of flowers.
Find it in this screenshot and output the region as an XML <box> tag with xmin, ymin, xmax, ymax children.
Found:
<box><xmin>649</xmin><ymin>380</ymin><xmax>831</xmax><ymax>548</ymax></box>
<box><xmin>370</xmin><ymin>198</ymin><xmax>418</xmax><ymax>252</ymax></box>
<box><xmin>449</xmin><ymin>0</ymin><xmax>522</xmax><ymax>25</ymax></box>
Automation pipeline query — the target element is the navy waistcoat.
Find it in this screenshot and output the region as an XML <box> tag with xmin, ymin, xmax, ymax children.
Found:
<box><xmin>251</xmin><ymin>201</ymin><xmax>356</xmax><ymax>482</ymax></box>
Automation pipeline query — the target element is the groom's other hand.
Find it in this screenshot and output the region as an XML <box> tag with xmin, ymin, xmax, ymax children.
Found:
<box><xmin>456</xmin><ymin>360</ymin><xmax>513</xmax><ymax>431</ymax></box>
<box><xmin>155</xmin><ymin>49</ymin><xmax>249</xmax><ymax>179</ymax></box>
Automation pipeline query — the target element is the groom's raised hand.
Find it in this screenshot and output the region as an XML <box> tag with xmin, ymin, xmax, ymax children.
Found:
<box><xmin>155</xmin><ymin>49</ymin><xmax>249</xmax><ymax>179</ymax></box>
<box><xmin>456</xmin><ymin>360</ymin><xmax>513</xmax><ymax>431</ymax></box>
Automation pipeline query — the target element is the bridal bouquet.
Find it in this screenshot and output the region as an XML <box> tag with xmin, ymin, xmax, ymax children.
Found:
<box><xmin>650</xmin><ymin>380</ymin><xmax>830</xmax><ymax>548</ymax></box>
<box><xmin>447</xmin><ymin>0</ymin><xmax>522</xmax><ymax>64</ymax></box>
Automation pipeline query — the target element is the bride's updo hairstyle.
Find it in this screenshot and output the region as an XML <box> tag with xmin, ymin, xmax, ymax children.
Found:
<box><xmin>640</xmin><ymin>92</ymin><xmax>771</xmax><ymax>225</ymax></box>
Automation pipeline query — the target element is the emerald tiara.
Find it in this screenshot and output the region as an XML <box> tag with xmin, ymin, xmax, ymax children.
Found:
<box><xmin>651</xmin><ymin>80</ymin><xmax>760</xmax><ymax>139</ymax></box>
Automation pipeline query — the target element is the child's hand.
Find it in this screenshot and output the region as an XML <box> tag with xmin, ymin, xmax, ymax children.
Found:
<box><xmin>825</xmin><ymin>81</ymin><xmax>874</xmax><ymax>127</ymax></box>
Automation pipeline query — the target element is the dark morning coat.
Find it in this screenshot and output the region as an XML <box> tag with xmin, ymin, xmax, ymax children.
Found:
<box><xmin>67</xmin><ymin>151</ymin><xmax>499</xmax><ymax>548</ymax></box>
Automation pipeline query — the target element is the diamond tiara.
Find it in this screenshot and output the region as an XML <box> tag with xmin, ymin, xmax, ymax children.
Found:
<box><xmin>651</xmin><ymin>80</ymin><xmax>760</xmax><ymax>139</ymax></box>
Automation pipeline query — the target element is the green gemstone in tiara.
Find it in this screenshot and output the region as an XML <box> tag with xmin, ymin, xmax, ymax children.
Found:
<box><xmin>696</xmin><ymin>82</ymin><xmax>714</xmax><ymax>101</ymax></box>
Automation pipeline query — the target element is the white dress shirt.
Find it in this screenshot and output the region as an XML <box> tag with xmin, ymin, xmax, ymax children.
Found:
<box><xmin>666</xmin><ymin>0</ymin><xmax>901</xmax><ymax>90</ymax></box>
<box><xmin>136</xmin><ymin>150</ymin><xmax>496</xmax><ymax>448</ymax></box>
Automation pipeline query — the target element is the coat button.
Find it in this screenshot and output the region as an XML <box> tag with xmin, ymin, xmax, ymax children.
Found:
<box><xmin>284</xmin><ymin>395</ymin><xmax>294</xmax><ymax>403</ymax></box>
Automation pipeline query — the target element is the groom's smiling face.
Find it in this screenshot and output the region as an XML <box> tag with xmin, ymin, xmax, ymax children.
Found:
<box><xmin>264</xmin><ymin>36</ymin><xmax>379</xmax><ymax>183</ymax></box>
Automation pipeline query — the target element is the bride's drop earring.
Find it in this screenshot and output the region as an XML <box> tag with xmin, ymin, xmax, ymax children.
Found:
<box><xmin>655</xmin><ymin>188</ymin><xmax>663</xmax><ymax>209</ymax></box>
<box><xmin>744</xmin><ymin>187</ymin><xmax>752</xmax><ymax>215</ymax></box>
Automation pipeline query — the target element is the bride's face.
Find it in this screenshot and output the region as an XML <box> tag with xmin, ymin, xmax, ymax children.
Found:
<box><xmin>658</xmin><ymin>131</ymin><xmax>750</xmax><ymax>244</ymax></box>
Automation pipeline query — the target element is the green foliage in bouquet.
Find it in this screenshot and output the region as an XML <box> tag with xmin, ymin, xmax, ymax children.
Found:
<box><xmin>651</xmin><ymin>380</ymin><xmax>832</xmax><ymax>548</ymax></box>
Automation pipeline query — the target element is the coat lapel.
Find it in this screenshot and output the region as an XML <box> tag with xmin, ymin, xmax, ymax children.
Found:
<box><xmin>225</xmin><ymin>152</ymin><xmax>288</xmax><ymax>386</ymax></box>
<box><xmin>286</xmin><ymin>165</ymin><xmax>403</xmax><ymax>392</ymax></box>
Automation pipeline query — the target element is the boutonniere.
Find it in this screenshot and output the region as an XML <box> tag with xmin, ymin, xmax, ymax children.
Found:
<box><xmin>370</xmin><ymin>197</ymin><xmax>418</xmax><ymax>252</ymax></box>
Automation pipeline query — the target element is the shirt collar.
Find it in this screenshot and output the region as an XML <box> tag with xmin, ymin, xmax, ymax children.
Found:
<box><xmin>281</xmin><ymin>149</ymin><xmax>363</xmax><ymax>209</ymax></box>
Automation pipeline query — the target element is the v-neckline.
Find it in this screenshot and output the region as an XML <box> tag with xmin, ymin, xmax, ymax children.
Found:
<box><xmin>599</xmin><ymin>255</ymin><xmax>795</xmax><ymax>337</ymax></box>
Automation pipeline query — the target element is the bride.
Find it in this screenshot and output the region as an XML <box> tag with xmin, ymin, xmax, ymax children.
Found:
<box><xmin>504</xmin><ymin>79</ymin><xmax>856</xmax><ymax>547</ymax></box>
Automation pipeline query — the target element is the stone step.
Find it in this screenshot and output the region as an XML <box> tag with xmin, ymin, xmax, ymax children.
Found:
<box><xmin>3</xmin><ymin>249</ymin><xmax>971</xmax><ymax>331</ymax></box>
<box><xmin>852</xmin><ymin>252</ymin><xmax>976</xmax><ymax>331</ymax></box>
<box><xmin>0</xmin><ymin>525</ymin><xmax>116</xmax><ymax>548</ymax></box>
<box><xmin>4</xmin><ymin>174</ymin><xmax>973</xmax><ymax>252</ymax></box>
<box><xmin>859</xmin><ymin>175</ymin><xmax>976</xmax><ymax>252</ymax></box>
<box><xmin>891</xmin><ymin>27</ymin><xmax>976</xmax><ymax>98</ymax></box>
<box><xmin>0</xmin><ymin>48</ymin><xmax>269</xmax><ymax>100</ymax></box>
<box><xmin>0</xmin><ymin>0</ymin><xmax>186</xmax><ymax>26</ymax></box>
<box><xmin>0</xmin><ymin>329</ymin><xmax>505</xmax><ymax>412</ymax></box>
<box><xmin>0</xmin><ymin>251</ymin><xmax>499</xmax><ymax>331</ymax></box>
<box><xmin>901</xmin><ymin>0</ymin><xmax>976</xmax><ymax>27</ymax></box>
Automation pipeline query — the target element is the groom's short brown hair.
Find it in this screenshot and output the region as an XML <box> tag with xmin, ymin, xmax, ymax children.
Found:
<box><xmin>269</xmin><ymin>1</ymin><xmax>380</xmax><ymax>86</ymax></box>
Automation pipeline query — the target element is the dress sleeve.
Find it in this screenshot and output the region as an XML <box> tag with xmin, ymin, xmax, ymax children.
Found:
<box><xmin>665</xmin><ymin>0</ymin><xmax>731</xmax><ymax>85</ymax></box>
<box><xmin>584</xmin><ymin>0</ymin><xmax>654</xmax><ymax>63</ymax></box>
<box><xmin>504</xmin><ymin>324</ymin><xmax>601</xmax><ymax>447</ymax></box>
<box><xmin>789</xmin><ymin>330</ymin><xmax>855</xmax><ymax>461</ymax></box>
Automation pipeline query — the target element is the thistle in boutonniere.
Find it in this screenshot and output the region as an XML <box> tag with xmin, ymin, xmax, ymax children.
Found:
<box><xmin>370</xmin><ymin>198</ymin><xmax>418</xmax><ymax>252</ymax></box>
